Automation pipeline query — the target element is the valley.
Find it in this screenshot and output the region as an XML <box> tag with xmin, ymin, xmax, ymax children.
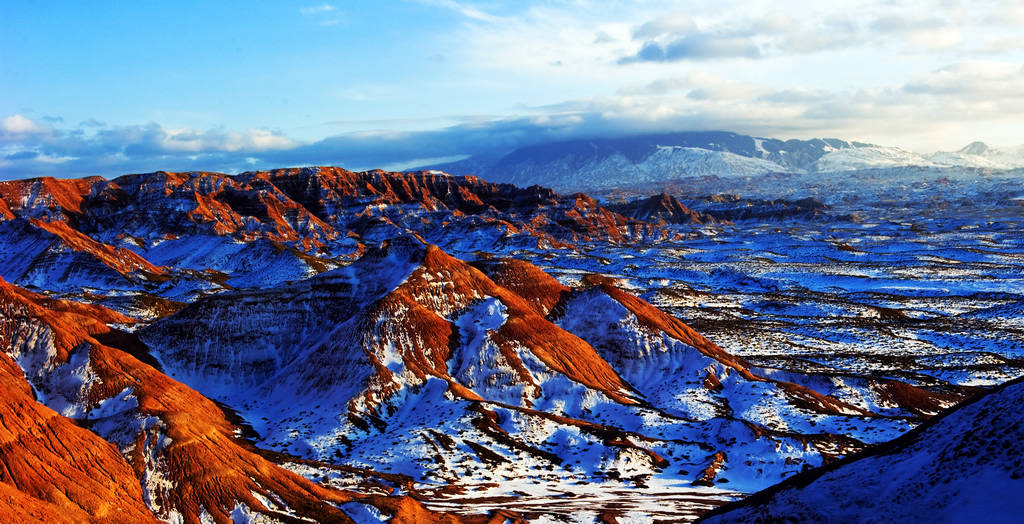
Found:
<box><xmin>0</xmin><ymin>167</ymin><xmax>1020</xmax><ymax>523</ymax></box>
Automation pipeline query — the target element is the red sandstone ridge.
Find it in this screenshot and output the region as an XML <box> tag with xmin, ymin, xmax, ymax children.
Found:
<box><xmin>470</xmin><ymin>257</ymin><xmax>570</xmax><ymax>316</ymax></box>
<box><xmin>608</xmin><ymin>193</ymin><xmax>712</xmax><ymax>225</ymax></box>
<box><xmin>0</xmin><ymin>176</ymin><xmax>101</xmax><ymax>218</ymax></box>
<box><xmin>30</xmin><ymin>218</ymin><xmax>167</xmax><ymax>278</ymax></box>
<box><xmin>0</xmin><ymin>168</ymin><xmax>667</xmax><ymax>300</ymax></box>
<box><xmin>582</xmin><ymin>276</ymin><xmax>871</xmax><ymax>416</ymax></box>
<box><xmin>0</xmin><ymin>168</ymin><xmax>661</xmax><ymax>263</ymax></box>
<box><xmin>0</xmin><ymin>276</ymin><xmax>482</xmax><ymax>524</ymax></box>
<box><xmin>0</xmin><ymin>352</ymin><xmax>159</xmax><ymax>523</ymax></box>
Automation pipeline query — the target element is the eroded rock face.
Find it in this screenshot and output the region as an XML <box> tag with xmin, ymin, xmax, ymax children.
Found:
<box><xmin>0</xmin><ymin>169</ymin><xmax>663</xmax><ymax>300</ymax></box>
<box><xmin>608</xmin><ymin>193</ymin><xmax>711</xmax><ymax>225</ymax></box>
<box><xmin>0</xmin><ymin>167</ymin><xmax>971</xmax><ymax>523</ymax></box>
<box><xmin>134</xmin><ymin>238</ymin><xmax>946</xmax><ymax>496</ymax></box>
<box><xmin>0</xmin><ymin>351</ymin><xmax>158</xmax><ymax>523</ymax></box>
<box><xmin>0</xmin><ymin>276</ymin><xmax>479</xmax><ymax>524</ymax></box>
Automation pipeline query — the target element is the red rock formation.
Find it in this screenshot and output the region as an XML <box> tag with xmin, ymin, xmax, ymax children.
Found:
<box><xmin>588</xmin><ymin>277</ymin><xmax>870</xmax><ymax>416</ymax></box>
<box><xmin>608</xmin><ymin>193</ymin><xmax>709</xmax><ymax>225</ymax></box>
<box><xmin>0</xmin><ymin>176</ymin><xmax>101</xmax><ymax>217</ymax></box>
<box><xmin>0</xmin><ymin>169</ymin><xmax>661</xmax><ymax>270</ymax></box>
<box><xmin>0</xmin><ymin>352</ymin><xmax>158</xmax><ymax>523</ymax></box>
<box><xmin>354</xmin><ymin>243</ymin><xmax>638</xmax><ymax>409</ymax></box>
<box><xmin>470</xmin><ymin>257</ymin><xmax>569</xmax><ymax>316</ymax></box>
<box><xmin>0</xmin><ymin>276</ymin><xmax>476</xmax><ymax>524</ymax></box>
<box><xmin>30</xmin><ymin>218</ymin><xmax>167</xmax><ymax>278</ymax></box>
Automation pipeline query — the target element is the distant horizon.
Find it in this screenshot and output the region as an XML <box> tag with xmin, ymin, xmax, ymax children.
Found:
<box><xmin>3</xmin><ymin>1</ymin><xmax>1023</xmax><ymax>179</ymax></box>
<box><xmin>0</xmin><ymin>127</ymin><xmax>1019</xmax><ymax>182</ymax></box>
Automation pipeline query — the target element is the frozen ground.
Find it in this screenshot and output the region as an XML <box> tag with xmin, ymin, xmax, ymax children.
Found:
<box><xmin>494</xmin><ymin>204</ymin><xmax>1024</xmax><ymax>392</ymax></box>
<box><xmin>298</xmin><ymin>202</ymin><xmax>1024</xmax><ymax>523</ymax></box>
<box><xmin>144</xmin><ymin>200</ymin><xmax>1024</xmax><ymax>523</ymax></box>
<box><xmin>4</xmin><ymin>169</ymin><xmax>1021</xmax><ymax>523</ymax></box>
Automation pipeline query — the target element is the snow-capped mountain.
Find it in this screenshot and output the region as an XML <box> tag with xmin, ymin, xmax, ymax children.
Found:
<box><xmin>810</xmin><ymin>145</ymin><xmax>934</xmax><ymax>172</ymax></box>
<box><xmin>428</xmin><ymin>131</ymin><xmax>863</xmax><ymax>191</ymax></box>
<box><xmin>424</xmin><ymin>132</ymin><xmax>1024</xmax><ymax>193</ymax></box>
<box><xmin>461</xmin><ymin>145</ymin><xmax>795</xmax><ymax>192</ymax></box>
<box><xmin>927</xmin><ymin>141</ymin><xmax>1024</xmax><ymax>170</ymax></box>
<box><xmin>699</xmin><ymin>377</ymin><xmax>1024</xmax><ymax>523</ymax></box>
<box><xmin>815</xmin><ymin>141</ymin><xmax>1024</xmax><ymax>172</ymax></box>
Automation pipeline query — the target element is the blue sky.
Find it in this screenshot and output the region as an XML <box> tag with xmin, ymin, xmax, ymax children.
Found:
<box><xmin>2</xmin><ymin>0</ymin><xmax>1023</xmax><ymax>179</ymax></box>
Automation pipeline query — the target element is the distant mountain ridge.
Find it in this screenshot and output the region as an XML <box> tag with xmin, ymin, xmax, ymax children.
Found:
<box><xmin>428</xmin><ymin>131</ymin><xmax>862</xmax><ymax>191</ymax></box>
<box><xmin>423</xmin><ymin>131</ymin><xmax>1024</xmax><ymax>192</ymax></box>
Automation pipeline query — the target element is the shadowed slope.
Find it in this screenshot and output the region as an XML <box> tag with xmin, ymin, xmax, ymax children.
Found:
<box><xmin>698</xmin><ymin>377</ymin><xmax>1024</xmax><ymax>523</ymax></box>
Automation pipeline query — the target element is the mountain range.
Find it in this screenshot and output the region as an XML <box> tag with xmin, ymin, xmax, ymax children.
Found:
<box><xmin>427</xmin><ymin>131</ymin><xmax>1024</xmax><ymax>192</ymax></box>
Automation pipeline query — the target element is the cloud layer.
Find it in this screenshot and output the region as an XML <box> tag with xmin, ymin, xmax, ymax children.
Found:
<box><xmin>2</xmin><ymin>1</ymin><xmax>1022</xmax><ymax>180</ymax></box>
<box><xmin>4</xmin><ymin>55</ymin><xmax>1023</xmax><ymax>180</ymax></box>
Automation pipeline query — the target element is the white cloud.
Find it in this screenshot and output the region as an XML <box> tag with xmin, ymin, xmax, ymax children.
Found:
<box><xmin>300</xmin><ymin>4</ymin><xmax>335</xmax><ymax>15</ymax></box>
<box><xmin>903</xmin><ymin>61</ymin><xmax>1024</xmax><ymax>97</ymax></box>
<box><xmin>632</xmin><ymin>14</ymin><xmax>697</xmax><ymax>39</ymax></box>
<box><xmin>411</xmin><ymin>0</ymin><xmax>503</xmax><ymax>23</ymax></box>
<box><xmin>1</xmin><ymin>115</ymin><xmax>50</xmax><ymax>136</ymax></box>
<box><xmin>299</xmin><ymin>4</ymin><xmax>341</xmax><ymax>25</ymax></box>
<box><xmin>617</xmin><ymin>72</ymin><xmax>757</xmax><ymax>100</ymax></box>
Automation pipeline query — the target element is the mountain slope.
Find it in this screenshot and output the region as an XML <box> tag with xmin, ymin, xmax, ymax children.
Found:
<box><xmin>0</xmin><ymin>166</ymin><xmax>982</xmax><ymax>522</ymax></box>
<box><xmin>927</xmin><ymin>142</ymin><xmax>1024</xmax><ymax>170</ymax></box>
<box><xmin>0</xmin><ymin>351</ymin><xmax>159</xmax><ymax>523</ymax></box>
<box><xmin>698</xmin><ymin>377</ymin><xmax>1024</xmax><ymax>523</ymax></box>
<box><xmin>0</xmin><ymin>169</ymin><xmax>661</xmax><ymax>302</ymax></box>
<box><xmin>426</xmin><ymin>132</ymin><xmax>1024</xmax><ymax>195</ymax></box>
<box><xmin>138</xmin><ymin>237</ymin><xmax>938</xmax><ymax>495</ymax></box>
<box><xmin>607</xmin><ymin>193</ymin><xmax>710</xmax><ymax>224</ymax></box>
<box><xmin>427</xmin><ymin>131</ymin><xmax>869</xmax><ymax>191</ymax></box>
<box><xmin>0</xmin><ymin>275</ymin><xmax>481</xmax><ymax>524</ymax></box>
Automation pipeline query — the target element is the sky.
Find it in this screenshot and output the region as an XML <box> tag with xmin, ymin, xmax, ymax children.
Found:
<box><xmin>1</xmin><ymin>0</ymin><xmax>1023</xmax><ymax>179</ymax></box>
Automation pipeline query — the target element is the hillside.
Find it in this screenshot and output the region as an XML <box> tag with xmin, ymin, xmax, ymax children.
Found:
<box><xmin>699</xmin><ymin>377</ymin><xmax>1024</xmax><ymax>523</ymax></box>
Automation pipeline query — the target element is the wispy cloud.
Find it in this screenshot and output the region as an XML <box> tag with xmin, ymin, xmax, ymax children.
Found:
<box><xmin>299</xmin><ymin>4</ymin><xmax>341</xmax><ymax>25</ymax></box>
<box><xmin>299</xmin><ymin>4</ymin><xmax>335</xmax><ymax>15</ymax></box>
<box><xmin>615</xmin><ymin>4</ymin><xmax>984</xmax><ymax>64</ymax></box>
<box><xmin>410</xmin><ymin>0</ymin><xmax>502</xmax><ymax>23</ymax></box>
<box><xmin>1</xmin><ymin>115</ymin><xmax>52</xmax><ymax>138</ymax></box>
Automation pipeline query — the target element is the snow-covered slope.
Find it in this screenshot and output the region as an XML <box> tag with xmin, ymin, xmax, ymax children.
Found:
<box><xmin>699</xmin><ymin>377</ymin><xmax>1024</xmax><ymax>523</ymax></box>
<box><xmin>0</xmin><ymin>276</ymin><xmax>462</xmax><ymax>523</ymax></box>
<box><xmin>427</xmin><ymin>132</ymin><xmax>1024</xmax><ymax>194</ymax></box>
<box><xmin>927</xmin><ymin>141</ymin><xmax>1024</xmax><ymax>170</ymax></box>
<box><xmin>503</xmin><ymin>146</ymin><xmax>794</xmax><ymax>192</ymax></box>
<box><xmin>642</xmin><ymin>146</ymin><xmax>793</xmax><ymax>178</ymax></box>
<box><xmin>811</xmin><ymin>145</ymin><xmax>935</xmax><ymax>172</ymax></box>
<box><xmin>816</xmin><ymin>142</ymin><xmax>1024</xmax><ymax>172</ymax></box>
<box><xmin>138</xmin><ymin>239</ymin><xmax>939</xmax><ymax>496</ymax></box>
